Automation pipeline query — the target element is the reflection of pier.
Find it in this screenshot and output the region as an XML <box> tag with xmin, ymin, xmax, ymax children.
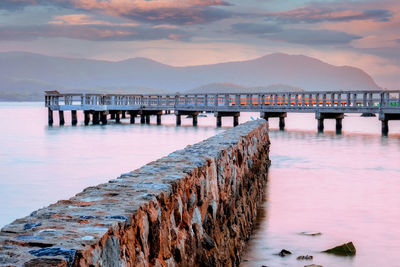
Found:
<box><xmin>45</xmin><ymin>90</ymin><xmax>400</xmax><ymax>135</ymax></box>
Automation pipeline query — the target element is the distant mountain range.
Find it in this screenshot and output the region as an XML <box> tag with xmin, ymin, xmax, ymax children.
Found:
<box><xmin>0</xmin><ymin>52</ymin><xmax>380</xmax><ymax>101</ymax></box>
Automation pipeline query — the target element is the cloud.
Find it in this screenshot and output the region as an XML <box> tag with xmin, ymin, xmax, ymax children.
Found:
<box><xmin>48</xmin><ymin>14</ymin><xmax>138</xmax><ymax>26</ymax></box>
<box><xmin>231</xmin><ymin>23</ymin><xmax>281</xmax><ymax>34</ymax></box>
<box><xmin>230</xmin><ymin>23</ymin><xmax>361</xmax><ymax>46</ymax></box>
<box><xmin>0</xmin><ymin>0</ymin><xmax>233</xmax><ymax>25</ymax></box>
<box><xmin>0</xmin><ymin>24</ymin><xmax>191</xmax><ymax>41</ymax></box>
<box><xmin>265</xmin><ymin>29</ymin><xmax>361</xmax><ymax>46</ymax></box>
<box><xmin>265</xmin><ymin>6</ymin><xmax>393</xmax><ymax>24</ymax></box>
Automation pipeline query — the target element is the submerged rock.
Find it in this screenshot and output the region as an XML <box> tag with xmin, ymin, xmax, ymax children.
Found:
<box><xmin>275</xmin><ymin>249</ymin><xmax>292</xmax><ymax>257</ymax></box>
<box><xmin>299</xmin><ymin>231</ymin><xmax>322</xmax><ymax>236</ymax></box>
<box><xmin>297</xmin><ymin>255</ymin><xmax>313</xmax><ymax>260</ymax></box>
<box><xmin>322</xmin><ymin>242</ymin><xmax>356</xmax><ymax>256</ymax></box>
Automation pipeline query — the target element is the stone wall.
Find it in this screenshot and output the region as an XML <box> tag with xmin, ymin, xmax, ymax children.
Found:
<box><xmin>0</xmin><ymin>120</ymin><xmax>270</xmax><ymax>267</ymax></box>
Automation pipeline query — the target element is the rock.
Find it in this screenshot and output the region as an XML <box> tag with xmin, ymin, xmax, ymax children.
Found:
<box><xmin>23</xmin><ymin>222</ymin><xmax>42</xmax><ymax>230</ymax></box>
<box><xmin>276</xmin><ymin>249</ymin><xmax>292</xmax><ymax>257</ymax></box>
<box><xmin>322</xmin><ymin>242</ymin><xmax>356</xmax><ymax>256</ymax></box>
<box><xmin>297</xmin><ymin>255</ymin><xmax>313</xmax><ymax>260</ymax></box>
<box><xmin>202</xmin><ymin>233</ymin><xmax>215</xmax><ymax>250</ymax></box>
<box><xmin>299</xmin><ymin>231</ymin><xmax>322</xmax><ymax>236</ymax></box>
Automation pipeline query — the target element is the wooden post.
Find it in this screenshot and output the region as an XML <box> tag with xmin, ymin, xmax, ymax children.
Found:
<box><xmin>192</xmin><ymin>115</ymin><xmax>198</xmax><ymax>126</ymax></box>
<box><xmin>115</xmin><ymin>113</ymin><xmax>120</xmax><ymax>123</ymax></box>
<box><xmin>111</xmin><ymin>113</ymin><xmax>116</xmax><ymax>119</ymax></box>
<box><xmin>92</xmin><ymin>111</ymin><xmax>100</xmax><ymax>125</ymax></box>
<box><xmin>129</xmin><ymin>112</ymin><xmax>135</xmax><ymax>124</ymax></box>
<box><xmin>382</xmin><ymin>120</ymin><xmax>389</xmax><ymax>136</ymax></box>
<box><xmin>84</xmin><ymin>111</ymin><xmax>90</xmax><ymax>125</ymax></box>
<box><xmin>336</xmin><ymin>118</ymin><xmax>342</xmax><ymax>134</ymax></box>
<box><xmin>216</xmin><ymin>115</ymin><xmax>222</xmax><ymax>127</ymax></box>
<box><xmin>176</xmin><ymin>114</ymin><xmax>181</xmax><ymax>126</ymax></box>
<box><xmin>121</xmin><ymin>111</ymin><xmax>126</xmax><ymax>119</ymax></box>
<box><xmin>141</xmin><ymin>115</ymin><xmax>145</xmax><ymax>124</ymax></box>
<box><xmin>279</xmin><ymin>117</ymin><xmax>285</xmax><ymax>131</ymax></box>
<box><xmin>318</xmin><ymin>118</ymin><xmax>324</xmax><ymax>133</ymax></box>
<box><xmin>233</xmin><ymin>116</ymin><xmax>239</xmax><ymax>127</ymax></box>
<box><xmin>145</xmin><ymin>115</ymin><xmax>150</xmax><ymax>124</ymax></box>
<box><xmin>59</xmin><ymin>111</ymin><xmax>65</xmax><ymax>126</ymax></box>
<box><xmin>157</xmin><ymin>114</ymin><xmax>162</xmax><ymax>125</ymax></box>
<box><xmin>71</xmin><ymin>110</ymin><xmax>77</xmax><ymax>125</ymax></box>
<box><xmin>101</xmin><ymin>112</ymin><xmax>107</xmax><ymax>125</ymax></box>
<box><xmin>48</xmin><ymin>108</ymin><xmax>53</xmax><ymax>126</ymax></box>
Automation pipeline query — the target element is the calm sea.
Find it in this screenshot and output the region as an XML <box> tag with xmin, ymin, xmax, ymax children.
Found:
<box><xmin>0</xmin><ymin>102</ymin><xmax>399</xmax><ymax>267</ymax></box>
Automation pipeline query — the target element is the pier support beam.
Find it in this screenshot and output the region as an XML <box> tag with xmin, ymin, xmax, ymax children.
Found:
<box><xmin>92</xmin><ymin>111</ymin><xmax>100</xmax><ymax>125</ymax></box>
<box><xmin>48</xmin><ymin>108</ymin><xmax>53</xmax><ymax>126</ymax></box>
<box><xmin>336</xmin><ymin>118</ymin><xmax>343</xmax><ymax>134</ymax></box>
<box><xmin>128</xmin><ymin>111</ymin><xmax>139</xmax><ymax>124</ymax></box>
<box><xmin>84</xmin><ymin>111</ymin><xmax>90</xmax><ymax>125</ymax></box>
<box><xmin>145</xmin><ymin>115</ymin><xmax>150</xmax><ymax>124</ymax></box>
<box><xmin>115</xmin><ymin>112</ymin><xmax>121</xmax><ymax>124</ymax></box>
<box><xmin>381</xmin><ymin>120</ymin><xmax>389</xmax><ymax>136</ymax></box>
<box><xmin>71</xmin><ymin>110</ymin><xmax>77</xmax><ymax>126</ymax></box>
<box><xmin>216</xmin><ymin>116</ymin><xmax>222</xmax><ymax>127</ymax></box>
<box><xmin>315</xmin><ymin>112</ymin><xmax>344</xmax><ymax>134</ymax></box>
<box><xmin>279</xmin><ymin>117</ymin><xmax>285</xmax><ymax>131</ymax></box>
<box><xmin>111</xmin><ymin>114</ymin><xmax>116</xmax><ymax>120</ymax></box>
<box><xmin>379</xmin><ymin>113</ymin><xmax>400</xmax><ymax>136</ymax></box>
<box><xmin>318</xmin><ymin>119</ymin><xmax>324</xmax><ymax>133</ymax></box>
<box><xmin>192</xmin><ymin>115</ymin><xmax>198</xmax><ymax>127</ymax></box>
<box><xmin>174</xmin><ymin>110</ymin><xmax>199</xmax><ymax>126</ymax></box>
<box><xmin>215</xmin><ymin>112</ymin><xmax>240</xmax><ymax>128</ymax></box>
<box><xmin>121</xmin><ymin>111</ymin><xmax>126</xmax><ymax>119</ymax></box>
<box><xmin>59</xmin><ymin>111</ymin><xmax>65</xmax><ymax>126</ymax></box>
<box><xmin>100</xmin><ymin>112</ymin><xmax>107</xmax><ymax>125</ymax></box>
<box><xmin>141</xmin><ymin>115</ymin><xmax>145</xmax><ymax>124</ymax></box>
<box><xmin>233</xmin><ymin>115</ymin><xmax>239</xmax><ymax>127</ymax></box>
<box><xmin>260</xmin><ymin>112</ymin><xmax>287</xmax><ymax>130</ymax></box>
<box><xmin>157</xmin><ymin>114</ymin><xmax>162</xmax><ymax>125</ymax></box>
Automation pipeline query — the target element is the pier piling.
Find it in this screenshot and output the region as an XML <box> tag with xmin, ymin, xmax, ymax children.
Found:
<box><xmin>234</xmin><ymin>115</ymin><xmax>239</xmax><ymax>127</ymax></box>
<box><xmin>318</xmin><ymin>119</ymin><xmax>324</xmax><ymax>133</ymax></box>
<box><xmin>157</xmin><ymin>114</ymin><xmax>162</xmax><ymax>125</ymax></box>
<box><xmin>92</xmin><ymin>111</ymin><xmax>100</xmax><ymax>125</ymax></box>
<box><xmin>176</xmin><ymin>115</ymin><xmax>181</xmax><ymax>126</ymax></box>
<box><xmin>71</xmin><ymin>110</ymin><xmax>77</xmax><ymax>125</ymax></box>
<box><xmin>84</xmin><ymin>111</ymin><xmax>90</xmax><ymax>125</ymax></box>
<box><xmin>48</xmin><ymin>108</ymin><xmax>53</xmax><ymax>126</ymax></box>
<box><xmin>59</xmin><ymin>111</ymin><xmax>65</xmax><ymax>126</ymax></box>
<box><xmin>101</xmin><ymin>112</ymin><xmax>107</xmax><ymax>125</ymax></box>
<box><xmin>115</xmin><ymin>112</ymin><xmax>121</xmax><ymax>124</ymax></box>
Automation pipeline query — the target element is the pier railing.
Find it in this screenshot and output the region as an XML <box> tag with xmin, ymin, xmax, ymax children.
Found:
<box><xmin>46</xmin><ymin>90</ymin><xmax>400</xmax><ymax>113</ymax></box>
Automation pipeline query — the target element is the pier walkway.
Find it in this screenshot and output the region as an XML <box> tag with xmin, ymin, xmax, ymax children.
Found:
<box><xmin>45</xmin><ymin>90</ymin><xmax>400</xmax><ymax>135</ymax></box>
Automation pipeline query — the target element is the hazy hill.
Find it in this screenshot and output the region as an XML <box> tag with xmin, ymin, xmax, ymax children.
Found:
<box><xmin>0</xmin><ymin>52</ymin><xmax>380</xmax><ymax>101</ymax></box>
<box><xmin>187</xmin><ymin>83</ymin><xmax>303</xmax><ymax>94</ymax></box>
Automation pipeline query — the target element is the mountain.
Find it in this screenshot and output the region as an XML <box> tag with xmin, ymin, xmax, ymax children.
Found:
<box><xmin>187</xmin><ymin>83</ymin><xmax>303</xmax><ymax>94</ymax></box>
<box><xmin>0</xmin><ymin>52</ymin><xmax>380</xmax><ymax>101</ymax></box>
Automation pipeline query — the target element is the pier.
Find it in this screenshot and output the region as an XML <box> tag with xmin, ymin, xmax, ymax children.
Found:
<box><xmin>45</xmin><ymin>90</ymin><xmax>400</xmax><ymax>135</ymax></box>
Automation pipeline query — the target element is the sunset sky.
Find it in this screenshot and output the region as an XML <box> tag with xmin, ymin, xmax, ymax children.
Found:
<box><xmin>0</xmin><ymin>0</ymin><xmax>399</xmax><ymax>89</ymax></box>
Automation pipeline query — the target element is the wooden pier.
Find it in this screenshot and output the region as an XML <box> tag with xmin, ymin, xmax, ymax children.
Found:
<box><xmin>45</xmin><ymin>90</ymin><xmax>400</xmax><ymax>135</ymax></box>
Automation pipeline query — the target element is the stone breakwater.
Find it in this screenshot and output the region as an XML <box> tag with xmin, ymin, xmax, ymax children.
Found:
<box><xmin>0</xmin><ymin>120</ymin><xmax>270</xmax><ymax>267</ymax></box>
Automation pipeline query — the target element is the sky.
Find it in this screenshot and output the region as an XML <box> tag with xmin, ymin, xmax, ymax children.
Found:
<box><xmin>0</xmin><ymin>0</ymin><xmax>399</xmax><ymax>89</ymax></box>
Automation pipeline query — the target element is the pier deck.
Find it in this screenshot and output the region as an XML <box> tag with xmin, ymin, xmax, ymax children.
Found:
<box><xmin>45</xmin><ymin>90</ymin><xmax>400</xmax><ymax>135</ymax></box>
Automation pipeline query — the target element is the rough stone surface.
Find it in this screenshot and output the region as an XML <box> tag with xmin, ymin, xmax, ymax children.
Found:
<box><xmin>0</xmin><ymin>120</ymin><xmax>270</xmax><ymax>266</ymax></box>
